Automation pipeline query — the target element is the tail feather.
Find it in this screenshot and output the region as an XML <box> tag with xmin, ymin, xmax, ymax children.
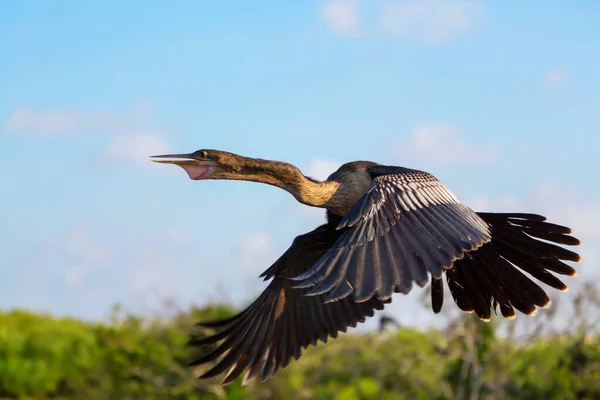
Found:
<box><xmin>453</xmin><ymin>255</ymin><xmax>493</xmax><ymax>320</ymax></box>
<box><xmin>432</xmin><ymin>212</ymin><xmax>580</xmax><ymax>320</ymax></box>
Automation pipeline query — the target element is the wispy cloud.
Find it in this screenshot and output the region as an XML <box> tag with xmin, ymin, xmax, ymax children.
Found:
<box><xmin>44</xmin><ymin>231</ymin><xmax>110</xmax><ymax>291</ymax></box>
<box><xmin>378</xmin><ymin>0</ymin><xmax>485</xmax><ymax>43</ymax></box>
<box><xmin>239</xmin><ymin>232</ymin><xmax>271</xmax><ymax>261</ymax></box>
<box><xmin>51</xmin><ymin>230</ymin><xmax>111</xmax><ymax>267</ymax></box>
<box><xmin>104</xmin><ymin>133</ymin><xmax>169</xmax><ymax>165</ymax></box>
<box><xmin>390</xmin><ymin>123</ymin><xmax>500</xmax><ymax>166</ymax></box>
<box><xmin>45</xmin><ymin>226</ymin><xmax>195</xmax><ymax>317</ymax></box>
<box><xmin>542</xmin><ymin>68</ymin><xmax>568</xmax><ymax>89</ymax></box>
<box><xmin>204</xmin><ymin>231</ymin><xmax>278</xmax><ymax>305</ymax></box>
<box><xmin>319</xmin><ymin>0</ymin><xmax>484</xmax><ymax>43</ymax></box>
<box><xmin>165</xmin><ymin>228</ymin><xmax>190</xmax><ymax>244</ymax></box>
<box><xmin>305</xmin><ymin>157</ymin><xmax>342</xmax><ymax>181</ymax></box>
<box><xmin>6</xmin><ymin>107</ymin><xmax>88</xmax><ymax>135</ymax></box>
<box><xmin>65</xmin><ymin>266</ymin><xmax>86</xmax><ymax>287</ymax></box>
<box><xmin>320</xmin><ymin>0</ymin><xmax>363</xmax><ymax>36</ymax></box>
<box><xmin>5</xmin><ymin>102</ymin><xmax>171</xmax><ymax>167</ymax></box>
<box><xmin>4</xmin><ymin>102</ymin><xmax>152</xmax><ymax>137</ymax></box>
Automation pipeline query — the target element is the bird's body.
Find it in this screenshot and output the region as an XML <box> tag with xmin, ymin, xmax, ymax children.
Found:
<box><xmin>152</xmin><ymin>149</ymin><xmax>581</xmax><ymax>386</ymax></box>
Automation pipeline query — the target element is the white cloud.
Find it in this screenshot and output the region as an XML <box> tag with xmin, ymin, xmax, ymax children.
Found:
<box><xmin>65</xmin><ymin>266</ymin><xmax>85</xmax><ymax>287</ymax></box>
<box><xmin>4</xmin><ymin>220</ymin><xmax>278</xmax><ymax>320</ymax></box>
<box><xmin>239</xmin><ymin>232</ymin><xmax>271</xmax><ymax>260</ymax></box>
<box><xmin>6</xmin><ymin>107</ymin><xmax>82</xmax><ymax>135</ymax></box>
<box><xmin>41</xmin><ymin>232</ymin><xmax>105</xmax><ymax>290</ymax></box>
<box><xmin>117</xmin><ymin>227</ymin><xmax>203</xmax><ymax>307</ymax></box>
<box><xmin>194</xmin><ymin>232</ymin><xmax>278</xmax><ymax>304</ymax></box>
<box><xmin>390</xmin><ymin>123</ymin><xmax>500</xmax><ymax>166</ymax></box>
<box><xmin>306</xmin><ymin>157</ymin><xmax>343</xmax><ymax>181</ymax></box>
<box><xmin>320</xmin><ymin>0</ymin><xmax>362</xmax><ymax>36</ymax></box>
<box><xmin>542</xmin><ymin>68</ymin><xmax>568</xmax><ymax>89</ymax></box>
<box><xmin>4</xmin><ymin>103</ymin><xmax>151</xmax><ymax>136</ymax></box>
<box><xmin>62</xmin><ymin>231</ymin><xmax>110</xmax><ymax>265</ymax></box>
<box><xmin>378</xmin><ymin>0</ymin><xmax>485</xmax><ymax>44</ymax></box>
<box><xmin>4</xmin><ymin>102</ymin><xmax>169</xmax><ymax>168</ymax></box>
<box><xmin>165</xmin><ymin>228</ymin><xmax>189</xmax><ymax>244</ymax></box>
<box><xmin>129</xmin><ymin>267</ymin><xmax>163</xmax><ymax>292</ymax></box>
<box><xmin>104</xmin><ymin>133</ymin><xmax>168</xmax><ymax>165</ymax></box>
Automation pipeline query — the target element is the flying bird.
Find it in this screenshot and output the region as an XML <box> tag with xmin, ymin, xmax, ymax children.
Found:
<box><xmin>152</xmin><ymin>149</ymin><xmax>581</xmax><ymax>385</ymax></box>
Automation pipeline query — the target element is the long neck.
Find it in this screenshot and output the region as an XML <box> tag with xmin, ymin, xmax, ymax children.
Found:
<box><xmin>214</xmin><ymin>157</ymin><xmax>340</xmax><ymax>207</ymax></box>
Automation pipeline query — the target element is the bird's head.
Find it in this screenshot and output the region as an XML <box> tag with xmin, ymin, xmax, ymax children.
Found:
<box><xmin>151</xmin><ymin>149</ymin><xmax>244</xmax><ymax>180</ymax></box>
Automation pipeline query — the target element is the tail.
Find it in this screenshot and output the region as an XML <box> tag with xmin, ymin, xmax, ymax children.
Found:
<box><xmin>431</xmin><ymin>213</ymin><xmax>581</xmax><ymax>321</ymax></box>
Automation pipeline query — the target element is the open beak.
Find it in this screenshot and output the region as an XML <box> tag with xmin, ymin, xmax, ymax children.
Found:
<box><xmin>150</xmin><ymin>153</ymin><xmax>216</xmax><ymax>180</ymax></box>
<box><xmin>151</xmin><ymin>153</ymin><xmax>203</xmax><ymax>165</ymax></box>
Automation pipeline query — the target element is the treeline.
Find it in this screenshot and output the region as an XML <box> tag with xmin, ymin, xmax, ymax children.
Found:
<box><xmin>1</xmin><ymin>285</ymin><xmax>600</xmax><ymax>400</ymax></box>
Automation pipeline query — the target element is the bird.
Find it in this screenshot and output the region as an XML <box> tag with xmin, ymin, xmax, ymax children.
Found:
<box><xmin>151</xmin><ymin>149</ymin><xmax>581</xmax><ymax>386</ymax></box>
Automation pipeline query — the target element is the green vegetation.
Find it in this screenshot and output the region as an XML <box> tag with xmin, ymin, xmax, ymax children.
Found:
<box><xmin>1</xmin><ymin>285</ymin><xmax>599</xmax><ymax>399</ymax></box>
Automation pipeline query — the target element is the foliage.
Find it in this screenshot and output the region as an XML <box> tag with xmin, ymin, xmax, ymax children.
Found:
<box><xmin>1</xmin><ymin>288</ymin><xmax>599</xmax><ymax>399</ymax></box>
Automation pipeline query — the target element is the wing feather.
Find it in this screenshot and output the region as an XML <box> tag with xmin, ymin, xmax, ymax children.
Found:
<box><xmin>293</xmin><ymin>168</ymin><xmax>492</xmax><ymax>302</ymax></box>
<box><xmin>434</xmin><ymin>213</ymin><xmax>580</xmax><ymax>320</ymax></box>
<box><xmin>188</xmin><ymin>221</ymin><xmax>388</xmax><ymax>385</ymax></box>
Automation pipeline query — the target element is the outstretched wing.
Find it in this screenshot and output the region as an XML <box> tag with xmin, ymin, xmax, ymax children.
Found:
<box><xmin>293</xmin><ymin>166</ymin><xmax>492</xmax><ymax>303</ymax></box>
<box><xmin>188</xmin><ymin>218</ymin><xmax>388</xmax><ymax>385</ymax></box>
<box><xmin>430</xmin><ymin>212</ymin><xmax>581</xmax><ymax>320</ymax></box>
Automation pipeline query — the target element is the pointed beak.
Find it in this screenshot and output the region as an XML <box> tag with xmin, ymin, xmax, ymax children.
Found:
<box><xmin>150</xmin><ymin>153</ymin><xmax>202</xmax><ymax>166</ymax></box>
<box><xmin>150</xmin><ymin>153</ymin><xmax>217</xmax><ymax>180</ymax></box>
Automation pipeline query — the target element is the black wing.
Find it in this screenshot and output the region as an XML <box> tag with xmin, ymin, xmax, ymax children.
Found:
<box><xmin>431</xmin><ymin>212</ymin><xmax>581</xmax><ymax>320</ymax></box>
<box><xmin>293</xmin><ymin>166</ymin><xmax>492</xmax><ymax>303</ymax></box>
<box><xmin>188</xmin><ymin>217</ymin><xmax>388</xmax><ymax>385</ymax></box>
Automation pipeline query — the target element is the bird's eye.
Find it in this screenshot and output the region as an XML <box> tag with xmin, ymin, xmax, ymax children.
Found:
<box><xmin>195</xmin><ymin>150</ymin><xmax>208</xmax><ymax>159</ymax></box>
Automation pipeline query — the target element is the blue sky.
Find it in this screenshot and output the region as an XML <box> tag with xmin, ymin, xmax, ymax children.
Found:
<box><xmin>1</xmin><ymin>1</ymin><xmax>599</xmax><ymax>330</ymax></box>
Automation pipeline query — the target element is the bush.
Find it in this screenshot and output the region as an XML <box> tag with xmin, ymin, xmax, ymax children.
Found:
<box><xmin>1</xmin><ymin>293</ymin><xmax>599</xmax><ymax>399</ymax></box>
